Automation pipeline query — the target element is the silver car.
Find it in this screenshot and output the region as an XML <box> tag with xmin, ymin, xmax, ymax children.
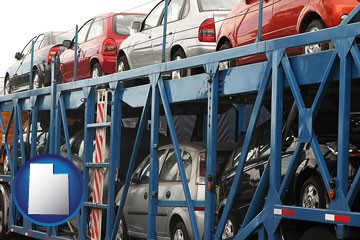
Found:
<box><xmin>117</xmin><ymin>0</ymin><xmax>237</xmax><ymax>78</ymax></box>
<box><xmin>115</xmin><ymin>142</ymin><xmax>235</xmax><ymax>240</ymax></box>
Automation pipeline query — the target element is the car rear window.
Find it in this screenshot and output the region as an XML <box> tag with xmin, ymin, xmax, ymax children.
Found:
<box><xmin>114</xmin><ymin>14</ymin><xmax>146</xmax><ymax>36</ymax></box>
<box><xmin>197</xmin><ymin>0</ymin><xmax>237</xmax><ymax>11</ymax></box>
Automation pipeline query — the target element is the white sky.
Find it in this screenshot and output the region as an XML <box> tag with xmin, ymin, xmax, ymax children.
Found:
<box><xmin>0</xmin><ymin>0</ymin><xmax>159</xmax><ymax>80</ymax></box>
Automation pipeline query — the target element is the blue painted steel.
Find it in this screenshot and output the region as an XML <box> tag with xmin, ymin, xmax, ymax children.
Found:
<box><xmin>73</xmin><ymin>25</ymin><xmax>78</xmax><ymax>82</ymax></box>
<box><xmin>49</xmin><ymin>60</ymin><xmax>57</xmax><ymax>154</ymax></box>
<box><xmin>336</xmin><ymin>38</ymin><xmax>352</xmax><ymax>199</ymax></box>
<box><xmin>161</xmin><ymin>0</ymin><xmax>169</xmax><ymax>63</ymax></box>
<box><xmin>59</xmin><ymin>96</ymin><xmax>72</xmax><ymax>161</ymax></box>
<box><xmin>256</xmin><ymin>0</ymin><xmax>264</xmax><ymax>42</ymax></box>
<box><xmin>158</xmin><ymin>200</ymin><xmax>205</xmax><ymax>207</ymax></box>
<box><xmin>148</xmin><ymin>74</ymin><xmax>160</xmax><ymax>239</ymax></box>
<box><xmin>80</xmin><ymin>87</ymin><xmax>96</xmax><ymax>240</ymax></box>
<box><xmin>204</xmin><ymin>62</ymin><xmax>219</xmax><ymax>240</ymax></box>
<box><xmin>30</xmin><ymin>96</ymin><xmax>39</xmax><ymax>157</ymax></box>
<box><xmin>106</xmin><ymin>82</ymin><xmax>123</xmax><ymax>239</ymax></box>
<box><xmin>111</xmin><ymin>86</ymin><xmax>151</xmax><ymax>240</ymax></box>
<box><xmin>214</xmin><ymin>59</ymin><xmax>272</xmax><ymax>240</ymax></box>
<box><xmin>29</xmin><ymin>40</ymin><xmax>35</xmax><ymax>89</ymax></box>
<box><xmin>1</xmin><ymin>6</ymin><xmax>360</xmax><ymax>239</ymax></box>
<box><xmin>158</xmin><ymin>77</ymin><xmax>201</xmax><ymax>240</ymax></box>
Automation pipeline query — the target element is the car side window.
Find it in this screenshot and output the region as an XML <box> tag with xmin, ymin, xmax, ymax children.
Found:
<box><xmin>77</xmin><ymin>19</ymin><xmax>92</xmax><ymax>44</ymax></box>
<box><xmin>162</xmin><ymin>0</ymin><xmax>184</xmax><ymax>23</ymax></box>
<box><xmin>159</xmin><ymin>149</ymin><xmax>192</xmax><ymax>181</ymax></box>
<box><xmin>139</xmin><ymin>149</ymin><xmax>167</xmax><ymax>184</ymax></box>
<box><xmin>143</xmin><ymin>1</ymin><xmax>165</xmax><ymax>30</ymax></box>
<box><xmin>87</xmin><ymin>18</ymin><xmax>104</xmax><ymax>41</ymax></box>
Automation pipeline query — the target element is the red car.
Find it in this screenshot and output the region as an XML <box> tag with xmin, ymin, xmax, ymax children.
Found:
<box><xmin>60</xmin><ymin>12</ymin><xmax>145</xmax><ymax>83</ymax></box>
<box><xmin>217</xmin><ymin>0</ymin><xmax>359</xmax><ymax>66</ymax></box>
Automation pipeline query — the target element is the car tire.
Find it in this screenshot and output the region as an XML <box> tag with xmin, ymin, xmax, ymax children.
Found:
<box><xmin>33</xmin><ymin>69</ymin><xmax>44</xmax><ymax>90</ymax></box>
<box><xmin>0</xmin><ymin>190</ymin><xmax>7</xmax><ymax>239</ymax></box>
<box><xmin>218</xmin><ymin>42</ymin><xmax>236</xmax><ymax>70</ymax></box>
<box><xmin>299</xmin><ymin>176</ymin><xmax>327</xmax><ymax>209</ymax></box>
<box><xmin>117</xmin><ymin>55</ymin><xmax>130</xmax><ymax>72</ymax></box>
<box><xmin>171</xmin><ymin>49</ymin><xmax>187</xmax><ymax>79</ymax></box>
<box><xmin>303</xmin><ymin>20</ymin><xmax>329</xmax><ymax>54</ymax></box>
<box><xmin>92</xmin><ymin>62</ymin><xmax>104</xmax><ymax>78</ymax></box>
<box><xmin>115</xmin><ymin>217</ymin><xmax>130</xmax><ymax>240</ymax></box>
<box><xmin>221</xmin><ymin>213</ymin><xmax>239</xmax><ymax>239</ymax></box>
<box><xmin>4</xmin><ymin>76</ymin><xmax>12</xmax><ymax>95</ymax></box>
<box><xmin>171</xmin><ymin>221</ymin><xmax>190</xmax><ymax>240</ymax></box>
<box><xmin>300</xmin><ymin>226</ymin><xmax>336</xmax><ymax>240</ymax></box>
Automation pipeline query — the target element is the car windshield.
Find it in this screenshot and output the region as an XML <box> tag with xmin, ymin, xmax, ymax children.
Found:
<box><xmin>114</xmin><ymin>14</ymin><xmax>146</xmax><ymax>35</ymax></box>
<box><xmin>198</xmin><ymin>0</ymin><xmax>238</xmax><ymax>11</ymax></box>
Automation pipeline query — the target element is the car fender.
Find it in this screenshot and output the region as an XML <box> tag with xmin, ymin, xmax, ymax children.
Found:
<box><xmin>168</xmin><ymin>207</ymin><xmax>194</xmax><ymax>238</ymax></box>
<box><xmin>296</xmin><ymin>2</ymin><xmax>323</xmax><ymax>33</ymax></box>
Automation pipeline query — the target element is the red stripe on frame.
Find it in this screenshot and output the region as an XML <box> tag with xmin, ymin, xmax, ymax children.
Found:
<box><xmin>335</xmin><ymin>215</ymin><xmax>350</xmax><ymax>223</ymax></box>
<box><xmin>282</xmin><ymin>209</ymin><xmax>295</xmax><ymax>217</ymax></box>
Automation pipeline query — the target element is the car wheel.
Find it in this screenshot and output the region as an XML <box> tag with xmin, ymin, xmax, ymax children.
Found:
<box><xmin>218</xmin><ymin>42</ymin><xmax>236</xmax><ymax>70</ymax></box>
<box><xmin>303</xmin><ymin>20</ymin><xmax>329</xmax><ymax>54</ymax></box>
<box><xmin>171</xmin><ymin>221</ymin><xmax>190</xmax><ymax>240</ymax></box>
<box><xmin>299</xmin><ymin>176</ymin><xmax>326</xmax><ymax>209</ymax></box>
<box><xmin>300</xmin><ymin>226</ymin><xmax>336</xmax><ymax>240</ymax></box>
<box><xmin>92</xmin><ymin>62</ymin><xmax>103</xmax><ymax>78</ymax></box>
<box><xmin>171</xmin><ymin>49</ymin><xmax>187</xmax><ymax>79</ymax></box>
<box><xmin>0</xmin><ymin>190</ymin><xmax>7</xmax><ymax>238</ymax></box>
<box><xmin>115</xmin><ymin>217</ymin><xmax>130</xmax><ymax>240</ymax></box>
<box><xmin>117</xmin><ymin>55</ymin><xmax>130</xmax><ymax>72</ymax></box>
<box><xmin>4</xmin><ymin>76</ymin><xmax>12</xmax><ymax>95</ymax></box>
<box><xmin>33</xmin><ymin>70</ymin><xmax>44</xmax><ymax>90</ymax></box>
<box><xmin>221</xmin><ymin>213</ymin><xmax>239</xmax><ymax>239</ymax></box>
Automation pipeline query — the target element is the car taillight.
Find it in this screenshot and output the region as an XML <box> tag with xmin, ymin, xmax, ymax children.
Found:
<box><xmin>47</xmin><ymin>46</ymin><xmax>61</xmax><ymax>63</ymax></box>
<box><xmin>198</xmin><ymin>18</ymin><xmax>216</xmax><ymax>42</ymax></box>
<box><xmin>103</xmin><ymin>38</ymin><xmax>117</xmax><ymax>56</ymax></box>
<box><xmin>198</xmin><ymin>152</ymin><xmax>206</xmax><ymax>184</ymax></box>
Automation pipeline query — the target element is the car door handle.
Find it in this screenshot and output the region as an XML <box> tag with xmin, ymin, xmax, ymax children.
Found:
<box><xmin>148</xmin><ymin>35</ymin><xmax>152</xmax><ymax>39</ymax></box>
<box><xmin>166</xmin><ymin>191</ymin><xmax>171</xmax><ymax>199</ymax></box>
<box><xmin>144</xmin><ymin>192</ymin><xmax>148</xmax><ymax>200</ymax></box>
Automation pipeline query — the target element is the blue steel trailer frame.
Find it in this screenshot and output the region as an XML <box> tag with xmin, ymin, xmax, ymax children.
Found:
<box><xmin>0</xmin><ymin>4</ymin><xmax>360</xmax><ymax>240</ymax></box>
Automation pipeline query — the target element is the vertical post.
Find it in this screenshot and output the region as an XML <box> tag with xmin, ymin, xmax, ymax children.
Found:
<box><xmin>161</xmin><ymin>0</ymin><xmax>169</xmax><ymax>62</ymax></box>
<box><xmin>29</xmin><ymin>40</ymin><xmax>35</xmax><ymax>89</ymax></box>
<box><xmin>148</xmin><ymin>74</ymin><xmax>160</xmax><ymax>239</ymax></box>
<box><xmin>30</xmin><ymin>97</ymin><xmax>39</xmax><ymax>157</ymax></box>
<box><xmin>106</xmin><ymin>83</ymin><xmax>123</xmax><ymax>239</ymax></box>
<box><xmin>204</xmin><ymin>63</ymin><xmax>219</xmax><ymax>240</ymax></box>
<box><xmin>256</xmin><ymin>0</ymin><xmax>264</xmax><ymax>42</ymax></box>
<box><xmin>73</xmin><ymin>25</ymin><xmax>79</xmax><ymax>82</ymax></box>
<box><xmin>49</xmin><ymin>59</ymin><xmax>57</xmax><ymax>154</ymax></box>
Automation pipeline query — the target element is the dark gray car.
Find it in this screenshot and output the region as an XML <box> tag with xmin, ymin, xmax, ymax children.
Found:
<box><xmin>117</xmin><ymin>0</ymin><xmax>237</xmax><ymax>79</ymax></box>
<box><xmin>4</xmin><ymin>31</ymin><xmax>73</xmax><ymax>94</ymax></box>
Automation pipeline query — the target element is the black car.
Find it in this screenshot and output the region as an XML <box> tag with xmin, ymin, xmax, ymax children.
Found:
<box><xmin>4</xmin><ymin>31</ymin><xmax>73</xmax><ymax>94</ymax></box>
<box><xmin>217</xmin><ymin>109</ymin><xmax>360</xmax><ymax>239</ymax></box>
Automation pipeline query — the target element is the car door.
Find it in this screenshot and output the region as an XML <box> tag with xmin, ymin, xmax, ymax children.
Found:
<box><xmin>151</xmin><ymin>0</ymin><xmax>185</xmax><ymax>64</ymax></box>
<box><xmin>77</xmin><ymin>17</ymin><xmax>104</xmax><ymax>80</ymax></box>
<box><xmin>127</xmin><ymin>1</ymin><xmax>165</xmax><ymax>69</ymax></box>
<box><xmin>11</xmin><ymin>36</ymin><xmax>37</xmax><ymax>89</ymax></box>
<box><xmin>270</xmin><ymin>0</ymin><xmax>310</xmax><ymax>39</ymax></box>
<box><xmin>60</xmin><ymin>19</ymin><xmax>92</xmax><ymax>82</ymax></box>
<box><xmin>126</xmin><ymin>149</ymin><xmax>168</xmax><ymax>236</ymax></box>
<box><xmin>234</xmin><ymin>0</ymin><xmax>274</xmax><ymax>47</ymax></box>
<box><xmin>157</xmin><ymin>147</ymin><xmax>194</xmax><ymax>237</ymax></box>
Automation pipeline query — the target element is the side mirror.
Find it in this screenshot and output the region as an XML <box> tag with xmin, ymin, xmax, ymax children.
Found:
<box><xmin>62</xmin><ymin>39</ymin><xmax>72</xmax><ymax>49</ymax></box>
<box><xmin>131</xmin><ymin>21</ymin><xmax>142</xmax><ymax>32</ymax></box>
<box><xmin>15</xmin><ymin>52</ymin><xmax>22</xmax><ymax>60</ymax></box>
